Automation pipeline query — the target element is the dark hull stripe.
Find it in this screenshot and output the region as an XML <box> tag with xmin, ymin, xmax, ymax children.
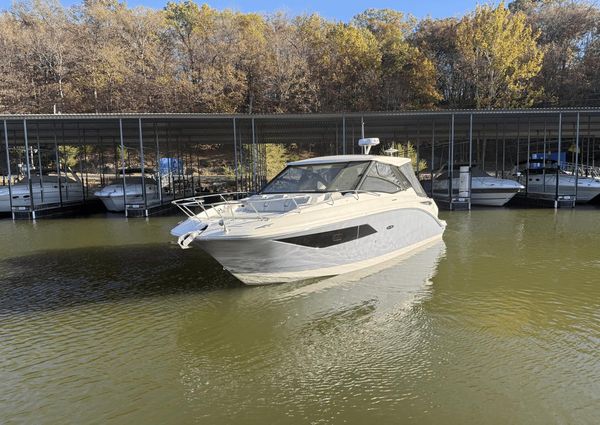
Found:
<box><xmin>276</xmin><ymin>224</ymin><xmax>377</xmax><ymax>248</ymax></box>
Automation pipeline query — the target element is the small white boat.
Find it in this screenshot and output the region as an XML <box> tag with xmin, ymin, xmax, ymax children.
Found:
<box><xmin>94</xmin><ymin>176</ymin><xmax>162</xmax><ymax>212</ymax></box>
<box><xmin>517</xmin><ymin>160</ymin><xmax>600</xmax><ymax>203</ymax></box>
<box><xmin>0</xmin><ymin>175</ymin><xmax>84</xmax><ymax>211</ymax></box>
<box><xmin>431</xmin><ymin>165</ymin><xmax>524</xmax><ymax>207</ymax></box>
<box><xmin>171</xmin><ymin>148</ymin><xmax>446</xmax><ymax>285</ymax></box>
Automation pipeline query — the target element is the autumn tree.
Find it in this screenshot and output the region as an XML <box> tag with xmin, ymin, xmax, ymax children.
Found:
<box><xmin>456</xmin><ymin>2</ymin><xmax>543</xmax><ymax>108</ymax></box>
<box><xmin>4</xmin><ymin>0</ymin><xmax>600</xmax><ymax>113</ymax></box>
<box><xmin>510</xmin><ymin>0</ymin><xmax>600</xmax><ymax>106</ymax></box>
<box><xmin>413</xmin><ymin>18</ymin><xmax>470</xmax><ymax>108</ymax></box>
<box><xmin>353</xmin><ymin>9</ymin><xmax>441</xmax><ymax>110</ymax></box>
<box><xmin>0</xmin><ymin>0</ymin><xmax>75</xmax><ymax>113</ymax></box>
<box><xmin>262</xmin><ymin>14</ymin><xmax>319</xmax><ymax>113</ymax></box>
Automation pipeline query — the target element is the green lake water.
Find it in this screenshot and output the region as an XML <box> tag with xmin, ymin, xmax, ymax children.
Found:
<box><xmin>0</xmin><ymin>209</ymin><xmax>599</xmax><ymax>424</ymax></box>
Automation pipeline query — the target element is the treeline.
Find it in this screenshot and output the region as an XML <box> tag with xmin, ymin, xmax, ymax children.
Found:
<box><xmin>1</xmin><ymin>0</ymin><xmax>600</xmax><ymax>114</ymax></box>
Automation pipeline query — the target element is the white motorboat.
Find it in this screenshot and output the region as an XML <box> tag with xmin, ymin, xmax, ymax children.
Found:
<box><xmin>171</xmin><ymin>151</ymin><xmax>446</xmax><ymax>285</ymax></box>
<box><xmin>431</xmin><ymin>165</ymin><xmax>524</xmax><ymax>207</ymax></box>
<box><xmin>94</xmin><ymin>176</ymin><xmax>162</xmax><ymax>212</ymax></box>
<box><xmin>517</xmin><ymin>159</ymin><xmax>600</xmax><ymax>203</ymax></box>
<box><xmin>0</xmin><ymin>175</ymin><xmax>84</xmax><ymax>211</ymax></box>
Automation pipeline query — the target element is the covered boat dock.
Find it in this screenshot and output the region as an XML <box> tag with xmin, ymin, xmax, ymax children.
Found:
<box><xmin>2</xmin><ymin>108</ymin><xmax>600</xmax><ymax>218</ymax></box>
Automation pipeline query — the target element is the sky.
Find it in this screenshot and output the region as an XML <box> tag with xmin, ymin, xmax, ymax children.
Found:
<box><xmin>0</xmin><ymin>0</ymin><xmax>485</xmax><ymax>21</ymax></box>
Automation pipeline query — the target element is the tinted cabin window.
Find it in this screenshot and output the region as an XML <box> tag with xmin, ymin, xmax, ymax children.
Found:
<box><xmin>328</xmin><ymin>162</ymin><xmax>369</xmax><ymax>192</ymax></box>
<box><xmin>262</xmin><ymin>161</ymin><xmax>369</xmax><ymax>193</ymax></box>
<box><xmin>399</xmin><ymin>163</ymin><xmax>428</xmax><ymax>197</ymax></box>
<box><xmin>360</xmin><ymin>162</ymin><xmax>411</xmax><ymax>193</ymax></box>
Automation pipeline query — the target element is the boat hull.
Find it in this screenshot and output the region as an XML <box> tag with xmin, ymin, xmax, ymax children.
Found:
<box><xmin>95</xmin><ymin>182</ymin><xmax>161</xmax><ymax>212</ymax></box>
<box><xmin>191</xmin><ymin>208</ymin><xmax>446</xmax><ymax>285</ymax></box>
<box><xmin>97</xmin><ymin>195</ymin><xmax>127</xmax><ymax>212</ymax></box>
<box><xmin>431</xmin><ymin>176</ymin><xmax>523</xmax><ymax>207</ymax></box>
<box><xmin>432</xmin><ymin>188</ymin><xmax>520</xmax><ymax>207</ymax></box>
<box><xmin>0</xmin><ymin>185</ymin><xmax>83</xmax><ymax>212</ymax></box>
<box><xmin>524</xmin><ymin>184</ymin><xmax>600</xmax><ymax>202</ymax></box>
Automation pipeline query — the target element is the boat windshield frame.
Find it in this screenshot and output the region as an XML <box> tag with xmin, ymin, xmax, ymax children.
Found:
<box><xmin>260</xmin><ymin>159</ymin><xmax>427</xmax><ymax>196</ymax></box>
<box><xmin>260</xmin><ymin>161</ymin><xmax>371</xmax><ymax>194</ymax></box>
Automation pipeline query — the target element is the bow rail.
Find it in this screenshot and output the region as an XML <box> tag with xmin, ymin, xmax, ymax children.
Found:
<box><xmin>172</xmin><ymin>190</ymin><xmax>381</xmax><ymax>225</ymax></box>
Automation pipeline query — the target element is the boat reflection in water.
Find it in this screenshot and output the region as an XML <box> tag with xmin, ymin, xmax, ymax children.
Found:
<box><xmin>283</xmin><ymin>238</ymin><xmax>446</xmax><ymax>305</ymax></box>
<box><xmin>176</xmin><ymin>239</ymin><xmax>446</xmax><ymax>420</ymax></box>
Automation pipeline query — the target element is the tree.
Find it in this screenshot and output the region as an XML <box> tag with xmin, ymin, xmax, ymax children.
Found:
<box><xmin>456</xmin><ymin>2</ymin><xmax>543</xmax><ymax>108</ymax></box>
<box><xmin>353</xmin><ymin>9</ymin><xmax>441</xmax><ymax>110</ymax></box>
<box><xmin>414</xmin><ymin>18</ymin><xmax>469</xmax><ymax>108</ymax></box>
<box><xmin>320</xmin><ymin>23</ymin><xmax>381</xmax><ymax>111</ymax></box>
<box><xmin>510</xmin><ymin>0</ymin><xmax>600</xmax><ymax>106</ymax></box>
<box><xmin>262</xmin><ymin>14</ymin><xmax>319</xmax><ymax>113</ymax></box>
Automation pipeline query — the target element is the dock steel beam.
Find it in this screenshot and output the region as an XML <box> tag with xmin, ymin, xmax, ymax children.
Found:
<box><xmin>469</xmin><ymin>113</ymin><xmax>473</xmax><ymax>209</ymax></box>
<box><xmin>448</xmin><ymin>114</ymin><xmax>454</xmax><ymax>206</ymax></box>
<box><xmin>233</xmin><ymin>118</ymin><xmax>239</xmax><ymax>193</ymax></box>
<box><xmin>252</xmin><ymin>118</ymin><xmax>258</xmax><ymax>192</ymax></box>
<box><xmin>54</xmin><ymin>122</ymin><xmax>63</xmax><ymax>207</ymax></box>
<box><xmin>119</xmin><ymin>119</ymin><xmax>127</xmax><ymax>216</ymax></box>
<box><xmin>35</xmin><ymin>124</ymin><xmax>44</xmax><ymax>204</ymax></box>
<box><xmin>556</xmin><ymin>113</ymin><xmax>562</xmax><ymax>205</ymax></box>
<box><xmin>430</xmin><ymin>121</ymin><xmax>435</xmax><ymax>198</ymax></box>
<box><xmin>575</xmin><ymin>112</ymin><xmax>580</xmax><ymax>201</ymax></box>
<box><xmin>23</xmin><ymin>120</ymin><xmax>35</xmax><ymax>218</ymax></box>
<box><xmin>3</xmin><ymin>120</ymin><xmax>13</xmax><ymax>218</ymax></box>
<box><xmin>342</xmin><ymin>115</ymin><xmax>346</xmax><ymax>155</ymax></box>
<box><xmin>154</xmin><ymin>122</ymin><xmax>162</xmax><ymax>205</ymax></box>
<box><xmin>138</xmin><ymin>118</ymin><xmax>147</xmax><ymax>215</ymax></box>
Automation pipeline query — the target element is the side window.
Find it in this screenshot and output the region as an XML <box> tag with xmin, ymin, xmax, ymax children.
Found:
<box><xmin>360</xmin><ymin>162</ymin><xmax>411</xmax><ymax>193</ymax></box>
<box><xmin>399</xmin><ymin>163</ymin><xmax>428</xmax><ymax>197</ymax></box>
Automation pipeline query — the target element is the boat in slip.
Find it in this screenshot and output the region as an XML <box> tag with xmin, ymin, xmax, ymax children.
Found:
<box><xmin>170</xmin><ymin>144</ymin><xmax>446</xmax><ymax>285</ymax></box>
<box><xmin>430</xmin><ymin>164</ymin><xmax>524</xmax><ymax>207</ymax></box>
<box><xmin>0</xmin><ymin>174</ymin><xmax>83</xmax><ymax>211</ymax></box>
<box><xmin>94</xmin><ymin>176</ymin><xmax>162</xmax><ymax>212</ymax></box>
<box><xmin>516</xmin><ymin>159</ymin><xmax>600</xmax><ymax>203</ymax></box>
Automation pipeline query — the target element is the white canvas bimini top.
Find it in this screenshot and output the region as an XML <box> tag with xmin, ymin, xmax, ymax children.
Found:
<box><xmin>288</xmin><ymin>155</ymin><xmax>411</xmax><ymax>167</ymax></box>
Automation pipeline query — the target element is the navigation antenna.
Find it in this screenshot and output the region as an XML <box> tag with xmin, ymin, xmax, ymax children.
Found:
<box><xmin>358</xmin><ymin>138</ymin><xmax>380</xmax><ymax>155</ymax></box>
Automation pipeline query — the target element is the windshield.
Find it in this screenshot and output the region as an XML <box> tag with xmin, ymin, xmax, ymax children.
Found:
<box><xmin>261</xmin><ymin>161</ymin><xmax>369</xmax><ymax>193</ymax></box>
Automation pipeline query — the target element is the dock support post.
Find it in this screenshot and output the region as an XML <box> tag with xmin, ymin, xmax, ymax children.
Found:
<box><xmin>119</xmin><ymin>119</ymin><xmax>127</xmax><ymax>216</ymax></box>
<box><xmin>3</xmin><ymin>120</ymin><xmax>13</xmax><ymax>219</ymax></box>
<box><xmin>361</xmin><ymin>116</ymin><xmax>365</xmax><ymax>139</ymax></box>
<box><xmin>468</xmin><ymin>113</ymin><xmax>473</xmax><ymax>210</ymax></box>
<box><xmin>233</xmin><ymin>118</ymin><xmax>239</xmax><ymax>193</ymax></box>
<box><xmin>542</xmin><ymin>120</ymin><xmax>546</xmax><ymax>193</ymax></box>
<box><xmin>342</xmin><ymin>115</ymin><xmax>346</xmax><ymax>155</ymax></box>
<box><xmin>516</xmin><ymin>121</ymin><xmax>520</xmax><ymax>171</ymax></box>
<box><xmin>335</xmin><ymin>123</ymin><xmax>339</xmax><ymax>155</ymax></box>
<box><xmin>251</xmin><ymin>118</ymin><xmax>256</xmax><ymax>191</ymax></box>
<box><xmin>154</xmin><ymin>122</ymin><xmax>162</xmax><ymax>206</ymax></box>
<box><xmin>557</xmin><ymin>113</ymin><xmax>562</xmax><ymax>168</ymax></box>
<box><xmin>166</xmin><ymin>124</ymin><xmax>173</xmax><ymax>200</ymax></box>
<box><xmin>23</xmin><ymin>120</ymin><xmax>35</xmax><ymax>219</ymax></box>
<box><xmin>138</xmin><ymin>119</ymin><xmax>147</xmax><ymax>216</ymax></box>
<box><xmin>556</xmin><ymin>113</ymin><xmax>562</xmax><ymax>206</ymax></box>
<box><xmin>430</xmin><ymin>121</ymin><xmax>435</xmax><ymax>198</ymax></box>
<box><xmin>575</xmin><ymin>112</ymin><xmax>580</xmax><ymax>204</ymax></box>
<box><xmin>36</xmin><ymin>124</ymin><xmax>44</xmax><ymax>204</ymax></box>
<box><xmin>448</xmin><ymin>114</ymin><xmax>454</xmax><ymax>207</ymax></box>
<box><xmin>416</xmin><ymin>124</ymin><xmax>421</xmax><ymax>178</ymax></box>
<box><xmin>525</xmin><ymin>119</ymin><xmax>528</xmax><ymax>196</ymax></box>
<box><xmin>586</xmin><ymin>115</ymin><xmax>591</xmax><ymax>173</ymax></box>
<box><xmin>501</xmin><ymin>123</ymin><xmax>506</xmax><ymax>179</ymax></box>
<box><xmin>53</xmin><ymin>122</ymin><xmax>62</xmax><ymax>207</ymax></box>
